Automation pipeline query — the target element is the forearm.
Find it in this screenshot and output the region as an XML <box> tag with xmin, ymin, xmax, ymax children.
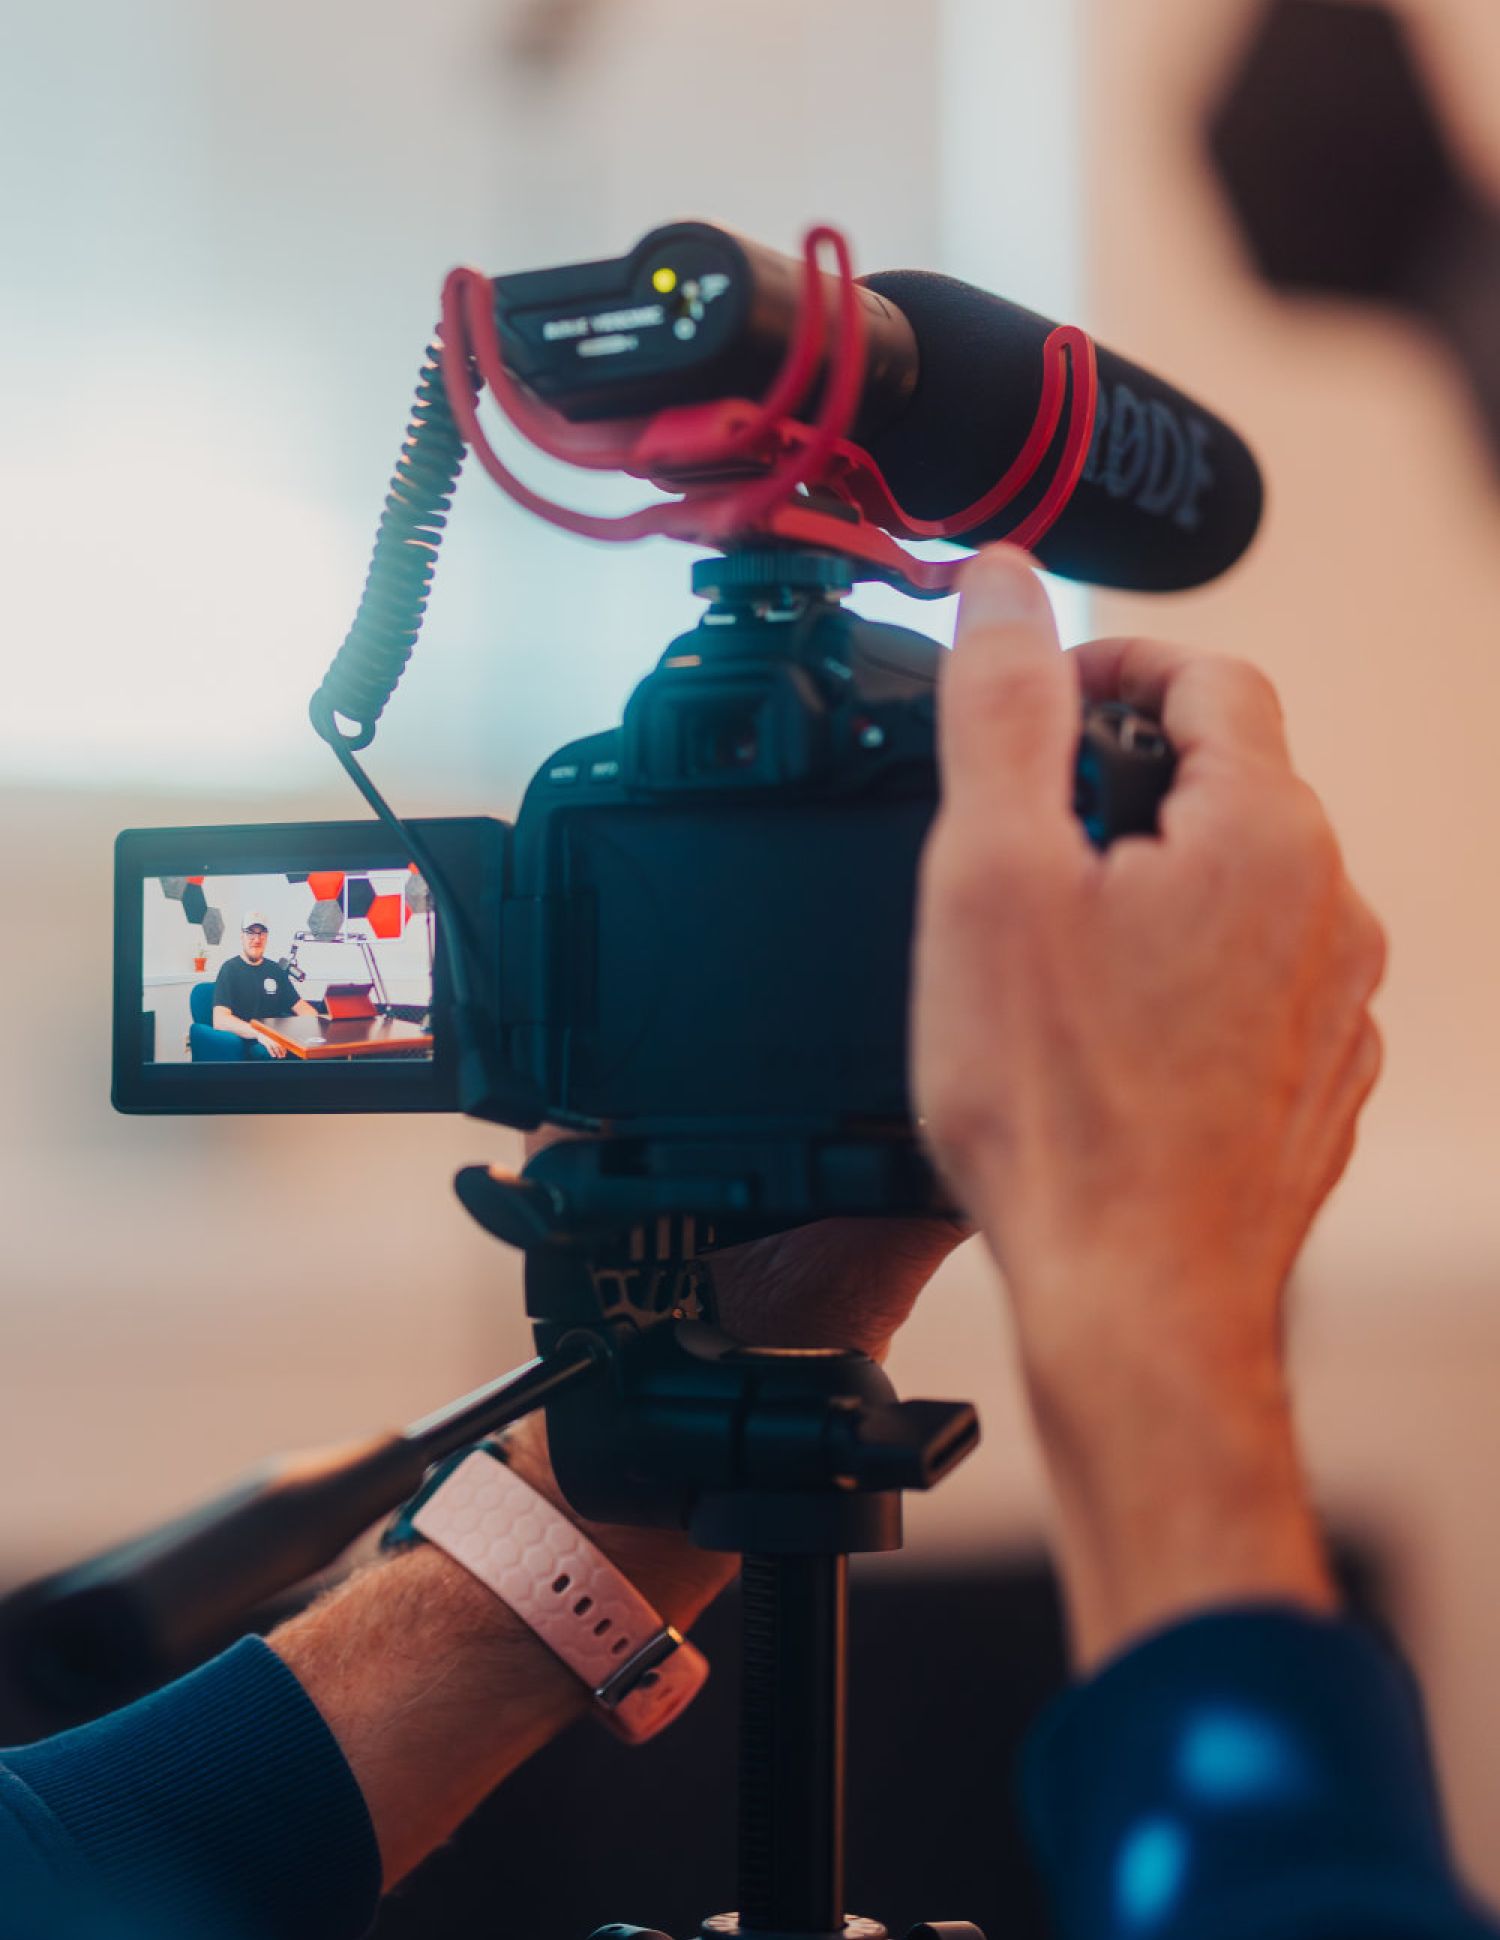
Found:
<box><xmin>270</xmin><ymin>1415</ymin><xmax>736</xmax><ymax>1888</ymax></box>
<box><xmin>997</xmin><ymin>1248</ymin><xmax>1336</xmax><ymax>1672</ymax></box>
<box><xmin>212</xmin><ymin>1008</ymin><xmax>259</xmax><ymax>1040</ymax></box>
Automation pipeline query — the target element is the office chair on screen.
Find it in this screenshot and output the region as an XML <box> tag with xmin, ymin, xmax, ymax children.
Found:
<box><xmin>186</xmin><ymin>982</ymin><xmax>269</xmax><ymax>1061</ymax></box>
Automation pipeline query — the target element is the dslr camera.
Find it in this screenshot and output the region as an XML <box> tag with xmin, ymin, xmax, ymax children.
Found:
<box><xmin>114</xmin><ymin>219</ymin><xmax>1260</xmax><ymax>1231</ymax></box>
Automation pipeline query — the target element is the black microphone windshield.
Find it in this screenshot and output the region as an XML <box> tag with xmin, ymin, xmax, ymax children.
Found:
<box><xmin>859</xmin><ymin>271</ymin><xmax>1264</xmax><ymax>592</ymax></box>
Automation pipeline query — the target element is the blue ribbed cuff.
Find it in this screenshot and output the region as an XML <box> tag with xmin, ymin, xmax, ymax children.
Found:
<box><xmin>1020</xmin><ymin>1605</ymin><xmax>1477</xmax><ymax>1940</ymax></box>
<box><xmin>5</xmin><ymin>1636</ymin><xmax>380</xmax><ymax>1940</ymax></box>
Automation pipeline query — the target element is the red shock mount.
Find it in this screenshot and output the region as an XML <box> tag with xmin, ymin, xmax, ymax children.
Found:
<box><xmin>437</xmin><ymin>225</ymin><xmax>1098</xmax><ymax>599</ymax></box>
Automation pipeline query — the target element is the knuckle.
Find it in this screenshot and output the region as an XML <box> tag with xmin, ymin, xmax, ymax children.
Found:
<box><xmin>1348</xmin><ymin>896</ymin><xmax>1389</xmax><ymax>993</ymax></box>
<box><xmin>919</xmin><ymin>1091</ymin><xmax>1010</xmax><ymax>1180</ymax></box>
<box><xmin>1232</xmin><ymin>773</ymin><xmax>1334</xmax><ymax>880</ymax></box>
<box><xmin>945</xmin><ymin>657</ymin><xmax>1061</xmax><ymax>746</ymax></box>
<box><xmin>1266</xmin><ymin>778</ymin><xmax>1339</xmax><ymax>873</ymax></box>
<box><xmin>1229</xmin><ymin>658</ymin><xmax>1284</xmax><ymax>719</ymax></box>
<box><xmin>923</xmin><ymin>858</ymin><xmax>994</xmax><ymax>933</ymax></box>
<box><xmin>922</xmin><ymin>1091</ymin><xmax>988</xmax><ymax>1153</ymax></box>
<box><xmin>1198</xmin><ymin>654</ymin><xmax>1286</xmax><ymax>734</ymax></box>
<box><xmin>917</xmin><ymin>839</ymin><xmax>989</xmax><ymax>933</ymax></box>
<box><xmin>991</xmin><ymin>658</ymin><xmax>1064</xmax><ymax>716</ymax></box>
<box><xmin>944</xmin><ymin>633</ymin><xmax>1012</xmax><ymax>696</ymax></box>
<box><xmin>921</xmin><ymin>817</ymin><xmax>1049</xmax><ymax>915</ymax></box>
<box><xmin>1356</xmin><ymin>1017</ymin><xmax>1385</xmax><ymax>1092</ymax></box>
<box><xmin>1282</xmin><ymin>774</ymin><xmax>1333</xmax><ymax>841</ymax></box>
<box><xmin>1196</xmin><ymin>655</ymin><xmax>1291</xmax><ymax>758</ymax></box>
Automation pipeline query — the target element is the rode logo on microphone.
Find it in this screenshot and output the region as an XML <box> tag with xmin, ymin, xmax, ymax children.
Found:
<box><xmin>1083</xmin><ymin>382</ymin><xmax>1216</xmax><ymax>531</ymax></box>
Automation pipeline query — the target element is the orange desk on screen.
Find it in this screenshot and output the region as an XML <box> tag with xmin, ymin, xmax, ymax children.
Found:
<box><xmin>250</xmin><ymin>1015</ymin><xmax>434</xmax><ymax>1061</ymax></box>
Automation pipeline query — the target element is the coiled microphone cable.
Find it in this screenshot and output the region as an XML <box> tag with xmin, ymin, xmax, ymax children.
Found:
<box><xmin>309</xmin><ymin>336</ymin><xmax>542</xmax><ymax>1126</ymax></box>
<box><xmin>310</xmin><ymin>332</ymin><xmax>466</xmax><ymax>752</ymax></box>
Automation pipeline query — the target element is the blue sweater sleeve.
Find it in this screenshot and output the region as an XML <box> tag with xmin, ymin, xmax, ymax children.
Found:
<box><xmin>0</xmin><ymin>1636</ymin><xmax>380</xmax><ymax>1939</ymax></box>
<box><xmin>1021</xmin><ymin>1605</ymin><xmax>1498</xmax><ymax>1940</ymax></box>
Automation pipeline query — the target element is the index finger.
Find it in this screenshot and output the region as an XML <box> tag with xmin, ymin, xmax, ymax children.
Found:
<box><xmin>1071</xmin><ymin>636</ymin><xmax>1292</xmax><ymax>770</ymax></box>
<box><xmin>940</xmin><ymin>545</ymin><xmax>1088</xmax><ymax>847</ymax></box>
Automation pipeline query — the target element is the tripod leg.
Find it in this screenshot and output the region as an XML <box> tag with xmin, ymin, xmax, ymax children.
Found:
<box><xmin>738</xmin><ymin>1554</ymin><xmax>847</xmax><ymax>1936</ymax></box>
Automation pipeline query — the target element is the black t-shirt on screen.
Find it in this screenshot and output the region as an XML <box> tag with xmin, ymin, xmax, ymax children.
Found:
<box><xmin>213</xmin><ymin>955</ymin><xmax>299</xmax><ymax>1024</ymax></box>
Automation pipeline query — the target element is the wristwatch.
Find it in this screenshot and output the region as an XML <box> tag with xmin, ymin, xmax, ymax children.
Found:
<box><xmin>384</xmin><ymin>1441</ymin><xmax>709</xmax><ymax>1744</ymax></box>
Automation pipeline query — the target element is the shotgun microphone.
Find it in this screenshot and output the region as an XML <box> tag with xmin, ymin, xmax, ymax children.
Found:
<box><xmin>490</xmin><ymin>223</ymin><xmax>1263</xmax><ymax>593</ymax></box>
<box><xmin>859</xmin><ymin>270</ymin><xmax>1265</xmax><ymax>591</ymax></box>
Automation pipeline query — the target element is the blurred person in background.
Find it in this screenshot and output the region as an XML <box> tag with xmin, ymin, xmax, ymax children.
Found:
<box><xmin>0</xmin><ymin>545</ymin><xmax>1487</xmax><ymax>1940</ymax></box>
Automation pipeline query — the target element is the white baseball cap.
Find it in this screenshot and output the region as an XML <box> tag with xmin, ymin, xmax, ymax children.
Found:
<box><xmin>240</xmin><ymin>910</ymin><xmax>270</xmax><ymax>933</ymax></box>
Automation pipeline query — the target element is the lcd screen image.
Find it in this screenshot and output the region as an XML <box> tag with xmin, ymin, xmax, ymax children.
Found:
<box><xmin>141</xmin><ymin>868</ymin><xmax>435</xmax><ymax>1068</ymax></box>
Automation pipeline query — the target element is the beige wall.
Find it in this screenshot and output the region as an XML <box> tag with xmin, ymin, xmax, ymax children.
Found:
<box><xmin>1066</xmin><ymin>0</ymin><xmax>1500</xmax><ymax>1888</ymax></box>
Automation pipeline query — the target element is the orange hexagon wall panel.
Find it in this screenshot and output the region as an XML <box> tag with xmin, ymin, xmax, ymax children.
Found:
<box><xmin>367</xmin><ymin>893</ymin><xmax>406</xmax><ymax>940</ymax></box>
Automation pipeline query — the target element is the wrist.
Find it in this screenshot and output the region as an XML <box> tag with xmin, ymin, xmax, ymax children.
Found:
<box><xmin>1045</xmin><ymin>1413</ymin><xmax>1338</xmax><ymax>1672</ymax></box>
<box><xmin>276</xmin><ymin>1418</ymin><xmax>734</xmax><ymax>1889</ymax></box>
<box><xmin>988</xmin><ymin>1261</ymin><xmax>1336</xmax><ymax>1671</ymax></box>
<box><xmin>987</xmin><ymin>1226</ymin><xmax>1291</xmax><ymax>1429</ymax></box>
<box><xmin>498</xmin><ymin>1415</ymin><xmax>739</xmax><ymax>1629</ymax></box>
<box><xmin>1016</xmin><ymin>1297</ymin><xmax>1293</xmax><ymax>1462</ymax></box>
<box><xmin>1037</xmin><ymin>1387</ymin><xmax>1336</xmax><ymax>1671</ymax></box>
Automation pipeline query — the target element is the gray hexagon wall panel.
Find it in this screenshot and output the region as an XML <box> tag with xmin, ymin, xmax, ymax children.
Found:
<box><xmin>308</xmin><ymin>898</ymin><xmax>344</xmax><ymax>941</ymax></box>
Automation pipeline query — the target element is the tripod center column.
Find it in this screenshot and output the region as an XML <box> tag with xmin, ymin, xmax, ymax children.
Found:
<box><xmin>737</xmin><ymin>1552</ymin><xmax>848</xmax><ymax>1937</ymax></box>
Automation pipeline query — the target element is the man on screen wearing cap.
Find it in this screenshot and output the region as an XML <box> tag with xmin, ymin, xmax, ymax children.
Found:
<box><xmin>211</xmin><ymin>912</ymin><xmax>319</xmax><ymax>1059</ymax></box>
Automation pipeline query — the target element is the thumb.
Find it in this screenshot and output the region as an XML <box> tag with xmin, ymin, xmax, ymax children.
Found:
<box><xmin>939</xmin><ymin>544</ymin><xmax>1080</xmax><ymax>837</ymax></box>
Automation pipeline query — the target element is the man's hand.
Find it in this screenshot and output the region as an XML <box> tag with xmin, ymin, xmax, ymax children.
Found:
<box><xmin>519</xmin><ymin>1128</ymin><xmax>965</xmax><ymax>1363</ymax></box>
<box><xmin>697</xmin><ymin>1218</ymin><xmax>965</xmax><ymax>1361</ymax></box>
<box><xmin>911</xmin><ymin>545</ymin><xmax>1386</xmax><ymax>1665</ymax></box>
<box><xmin>213</xmin><ymin>1003</ymin><xmax>286</xmax><ymax>1055</ymax></box>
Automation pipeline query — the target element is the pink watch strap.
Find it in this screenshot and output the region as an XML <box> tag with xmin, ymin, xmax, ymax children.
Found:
<box><xmin>411</xmin><ymin>1449</ymin><xmax>708</xmax><ymax>1743</ymax></box>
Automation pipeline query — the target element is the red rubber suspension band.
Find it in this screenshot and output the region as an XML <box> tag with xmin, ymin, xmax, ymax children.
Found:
<box><xmin>435</xmin><ymin>224</ymin><xmax>1097</xmax><ymax>594</ymax></box>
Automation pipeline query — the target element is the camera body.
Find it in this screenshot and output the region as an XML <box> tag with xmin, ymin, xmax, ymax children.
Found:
<box><xmin>505</xmin><ymin>548</ymin><xmax>1158</xmax><ymax>1143</ymax></box>
<box><xmin>502</xmin><ymin>549</ymin><xmax>1167</xmax><ymax>1146</ymax></box>
<box><xmin>115</xmin><ymin>547</ymin><xmax>1170</xmax><ymax>1170</ymax></box>
<box><xmin>506</xmin><ymin>555</ymin><xmax>935</xmax><ymax>1139</ymax></box>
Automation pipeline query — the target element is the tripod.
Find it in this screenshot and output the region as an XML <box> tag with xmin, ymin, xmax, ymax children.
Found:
<box><xmin>2</xmin><ymin>1134</ymin><xmax>984</xmax><ymax>1940</ymax></box>
<box><xmin>456</xmin><ymin>1140</ymin><xmax>985</xmax><ymax>1940</ymax></box>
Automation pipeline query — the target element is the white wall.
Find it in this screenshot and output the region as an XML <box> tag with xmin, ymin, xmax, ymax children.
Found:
<box><xmin>0</xmin><ymin>1</ymin><xmax>1083</xmax><ymax>1587</ymax></box>
<box><xmin>141</xmin><ymin>871</ymin><xmax>432</xmax><ymax>989</ymax></box>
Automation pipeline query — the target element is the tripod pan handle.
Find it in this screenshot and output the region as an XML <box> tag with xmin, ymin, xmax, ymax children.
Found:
<box><xmin>0</xmin><ymin>1433</ymin><xmax>428</xmax><ymax>1722</ymax></box>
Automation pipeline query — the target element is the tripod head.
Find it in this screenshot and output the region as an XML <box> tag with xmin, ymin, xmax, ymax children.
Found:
<box><xmin>456</xmin><ymin>1157</ymin><xmax>975</xmax><ymax>1540</ymax></box>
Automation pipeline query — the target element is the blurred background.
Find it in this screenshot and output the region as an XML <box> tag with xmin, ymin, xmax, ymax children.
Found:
<box><xmin>1</xmin><ymin>0</ymin><xmax>1499</xmax><ymax>1930</ymax></box>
